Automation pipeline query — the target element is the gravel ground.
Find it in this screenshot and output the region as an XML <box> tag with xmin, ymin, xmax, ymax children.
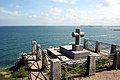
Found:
<box><xmin>74</xmin><ymin>70</ymin><xmax>120</xmax><ymax>80</ymax></box>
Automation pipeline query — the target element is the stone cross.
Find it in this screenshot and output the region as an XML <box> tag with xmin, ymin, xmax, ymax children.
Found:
<box><xmin>72</xmin><ymin>29</ymin><xmax>84</xmax><ymax>45</ymax></box>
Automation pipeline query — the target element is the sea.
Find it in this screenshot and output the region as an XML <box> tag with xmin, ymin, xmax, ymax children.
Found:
<box><xmin>0</xmin><ymin>26</ymin><xmax>120</xmax><ymax>67</ymax></box>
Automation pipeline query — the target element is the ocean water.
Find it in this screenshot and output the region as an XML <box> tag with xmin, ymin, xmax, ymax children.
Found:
<box><xmin>0</xmin><ymin>26</ymin><xmax>120</xmax><ymax>67</ymax></box>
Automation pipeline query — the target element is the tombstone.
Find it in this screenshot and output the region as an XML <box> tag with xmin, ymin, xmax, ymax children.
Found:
<box><xmin>60</xmin><ymin>29</ymin><xmax>90</xmax><ymax>59</ymax></box>
<box><xmin>32</xmin><ymin>41</ymin><xmax>37</xmax><ymax>55</ymax></box>
<box><xmin>72</xmin><ymin>29</ymin><xmax>84</xmax><ymax>51</ymax></box>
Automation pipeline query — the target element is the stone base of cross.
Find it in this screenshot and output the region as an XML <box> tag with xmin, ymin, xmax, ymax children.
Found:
<box><xmin>72</xmin><ymin>29</ymin><xmax>84</xmax><ymax>51</ymax></box>
<box><xmin>72</xmin><ymin>44</ymin><xmax>83</xmax><ymax>51</ymax></box>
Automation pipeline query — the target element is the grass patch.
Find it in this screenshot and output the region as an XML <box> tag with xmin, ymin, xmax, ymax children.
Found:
<box><xmin>42</xmin><ymin>68</ymin><xmax>49</xmax><ymax>73</ymax></box>
<box><xmin>62</xmin><ymin>63</ymin><xmax>86</xmax><ymax>79</ymax></box>
<box><xmin>0</xmin><ymin>75</ymin><xmax>24</xmax><ymax>80</ymax></box>
<box><xmin>0</xmin><ymin>65</ymin><xmax>28</xmax><ymax>80</ymax></box>
<box><xmin>11</xmin><ymin>66</ymin><xmax>28</xmax><ymax>78</ymax></box>
<box><xmin>96</xmin><ymin>58</ymin><xmax>113</xmax><ymax>70</ymax></box>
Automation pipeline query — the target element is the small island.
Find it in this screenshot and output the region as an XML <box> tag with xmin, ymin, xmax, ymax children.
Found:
<box><xmin>113</xmin><ymin>29</ymin><xmax>120</xmax><ymax>31</ymax></box>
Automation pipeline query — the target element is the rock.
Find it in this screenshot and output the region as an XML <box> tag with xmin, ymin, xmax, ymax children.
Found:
<box><xmin>0</xmin><ymin>72</ymin><xmax>7</xmax><ymax>75</ymax></box>
<box><xmin>23</xmin><ymin>77</ymin><xmax>28</xmax><ymax>80</ymax></box>
<box><xmin>5</xmin><ymin>74</ymin><xmax>11</xmax><ymax>78</ymax></box>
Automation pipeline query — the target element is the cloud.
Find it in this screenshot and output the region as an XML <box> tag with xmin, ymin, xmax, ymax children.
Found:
<box><xmin>61</xmin><ymin>0</ymin><xmax>120</xmax><ymax>25</ymax></box>
<box><xmin>96</xmin><ymin>0</ymin><xmax>120</xmax><ymax>20</ymax></box>
<box><xmin>52</xmin><ymin>0</ymin><xmax>78</xmax><ymax>4</ymax></box>
<box><xmin>40</xmin><ymin>7</ymin><xmax>90</xmax><ymax>25</ymax></box>
<box><xmin>40</xmin><ymin>0</ymin><xmax>120</xmax><ymax>25</ymax></box>
<box><xmin>15</xmin><ymin>5</ymin><xmax>22</xmax><ymax>8</ymax></box>
<box><xmin>0</xmin><ymin>7</ymin><xmax>25</xmax><ymax>16</ymax></box>
<box><xmin>29</xmin><ymin>15</ymin><xmax>39</xmax><ymax>18</ymax></box>
<box><xmin>1</xmin><ymin>0</ymin><xmax>120</xmax><ymax>25</ymax></box>
<box><xmin>41</xmin><ymin>7</ymin><xmax>62</xmax><ymax>16</ymax></box>
<box><xmin>0</xmin><ymin>16</ymin><xmax>15</xmax><ymax>19</ymax></box>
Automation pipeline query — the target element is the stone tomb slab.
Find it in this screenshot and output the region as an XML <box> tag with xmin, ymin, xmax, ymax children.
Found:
<box><xmin>47</xmin><ymin>48</ymin><xmax>62</xmax><ymax>58</ymax></box>
<box><xmin>60</xmin><ymin>45</ymin><xmax>90</xmax><ymax>59</ymax></box>
<box><xmin>47</xmin><ymin>48</ymin><xmax>70</xmax><ymax>61</ymax></box>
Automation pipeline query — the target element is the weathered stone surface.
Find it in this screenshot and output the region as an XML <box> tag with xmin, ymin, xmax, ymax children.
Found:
<box><xmin>60</xmin><ymin>45</ymin><xmax>90</xmax><ymax>59</ymax></box>
<box><xmin>72</xmin><ymin>29</ymin><xmax>84</xmax><ymax>51</ymax></box>
<box><xmin>84</xmin><ymin>38</ymin><xmax>88</xmax><ymax>49</ymax></box>
<box><xmin>5</xmin><ymin>74</ymin><xmax>11</xmax><ymax>78</ymax></box>
<box><xmin>0</xmin><ymin>72</ymin><xmax>7</xmax><ymax>75</ymax></box>
<box><xmin>24</xmin><ymin>55</ymin><xmax>36</xmax><ymax>61</ymax></box>
<box><xmin>111</xmin><ymin>44</ymin><xmax>117</xmax><ymax>54</ymax></box>
<box><xmin>57</xmin><ymin>55</ymin><xmax>70</xmax><ymax>61</ymax></box>
<box><xmin>47</xmin><ymin>48</ymin><xmax>62</xmax><ymax>58</ymax></box>
<box><xmin>95</xmin><ymin>41</ymin><xmax>100</xmax><ymax>53</ymax></box>
<box><xmin>113</xmin><ymin>51</ymin><xmax>120</xmax><ymax>69</ymax></box>
<box><xmin>86</xmin><ymin>55</ymin><xmax>96</xmax><ymax>76</ymax></box>
<box><xmin>72</xmin><ymin>29</ymin><xmax>80</xmax><ymax>45</ymax></box>
<box><xmin>36</xmin><ymin>44</ymin><xmax>42</xmax><ymax>61</ymax></box>
<box><xmin>28</xmin><ymin>60</ymin><xmax>42</xmax><ymax>70</ymax></box>
<box><xmin>32</xmin><ymin>41</ymin><xmax>37</xmax><ymax>55</ymax></box>
<box><xmin>72</xmin><ymin>44</ymin><xmax>83</xmax><ymax>51</ymax></box>
<box><xmin>47</xmin><ymin>48</ymin><xmax>70</xmax><ymax>61</ymax></box>
<box><xmin>50</xmin><ymin>59</ymin><xmax>61</xmax><ymax>80</ymax></box>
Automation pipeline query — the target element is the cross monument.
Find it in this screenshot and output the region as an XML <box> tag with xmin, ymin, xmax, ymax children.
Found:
<box><xmin>72</xmin><ymin>29</ymin><xmax>84</xmax><ymax>51</ymax></box>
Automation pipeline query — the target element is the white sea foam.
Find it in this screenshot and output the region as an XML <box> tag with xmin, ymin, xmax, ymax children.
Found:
<box><xmin>86</xmin><ymin>35</ymin><xmax>107</xmax><ymax>38</ymax></box>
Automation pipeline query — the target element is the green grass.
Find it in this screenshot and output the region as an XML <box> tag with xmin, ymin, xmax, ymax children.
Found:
<box><xmin>61</xmin><ymin>59</ymin><xmax>112</xmax><ymax>79</ymax></box>
<box><xmin>0</xmin><ymin>75</ymin><xmax>25</xmax><ymax>80</ymax></box>
<box><xmin>11</xmin><ymin>66</ymin><xmax>28</xmax><ymax>78</ymax></box>
<box><xmin>96</xmin><ymin>58</ymin><xmax>113</xmax><ymax>69</ymax></box>
<box><xmin>0</xmin><ymin>66</ymin><xmax>28</xmax><ymax>80</ymax></box>
<box><xmin>62</xmin><ymin>63</ymin><xmax>86</xmax><ymax>79</ymax></box>
<box><xmin>0</xmin><ymin>68</ymin><xmax>11</xmax><ymax>74</ymax></box>
<box><xmin>42</xmin><ymin>68</ymin><xmax>49</xmax><ymax>73</ymax></box>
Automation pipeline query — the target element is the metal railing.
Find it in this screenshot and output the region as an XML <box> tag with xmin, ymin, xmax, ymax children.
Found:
<box><xmin>87</xmin><ymin>40</ymin><xmax>96</xmax><ymax>52</ymax></box>
<box><xmin>99</xmin><ymin>42</ymin><xmax>111</xmax><ymax>55</ymax></box>
<box><xmin>84</xmin><ymin>38</ymin><xmax>120</xmax><ymax>55</ymax></box>
<box><xmin>117</xmin><ymin>45</ymin><xmax>120</xmax><ymax>51</ymax></box>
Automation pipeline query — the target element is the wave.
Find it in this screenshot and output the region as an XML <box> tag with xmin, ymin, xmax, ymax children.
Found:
<box><xmin>86</xmin><ymin>35</ymin><xmax>107</xmax><ymax>38</ymax></box>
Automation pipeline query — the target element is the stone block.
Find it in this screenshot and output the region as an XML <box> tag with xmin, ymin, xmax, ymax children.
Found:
<box><xmin>47</xmin><ymin>48</ymin><xmax>70</xmax><ymax>61</ymax></box>
<box><xmin>86</xmin><ymin>55</ymin><xmax>96</xmax><ymax>76</ymax></box>
<box><xmin>113</xmin><ymin>51</ymin><xmax>120</xmax><ymax>69</ymax></box>
<box><xmin>50</xmin><ymin>59</ymin><xmax>61</xmax><ymax>80</ymax></box>
<box><xmin>72</xmin><ymin>44</ymin><xmax>83</xmax><ymax>51</ymax></box>
<box><xmin>60</xmin><ymin>45</ymin><xmax>90</xmax><ymax>59</ymax></box>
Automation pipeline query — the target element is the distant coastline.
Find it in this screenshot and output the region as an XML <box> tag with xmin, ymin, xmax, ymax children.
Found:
<box><xmin>112</xmin><ymin>29</ymin><xmax>120</xmax><ymax>31</ymax></box>
<box><xmin>0</xmin><ymin>25</ymin><xmax>120</xmax><ymax>27</ymax></box>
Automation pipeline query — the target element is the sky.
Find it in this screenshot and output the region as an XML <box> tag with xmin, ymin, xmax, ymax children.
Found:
<box><xmin>0</xmin><ymin>0</ymin><xmax>120</xmax><ymax>26</ymax></box>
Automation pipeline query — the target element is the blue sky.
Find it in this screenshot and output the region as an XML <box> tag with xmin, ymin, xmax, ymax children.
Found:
<box><xmin>0</xmin><ymin>0</ymin><xmax>120</xmax><ymax>25</ymax></box>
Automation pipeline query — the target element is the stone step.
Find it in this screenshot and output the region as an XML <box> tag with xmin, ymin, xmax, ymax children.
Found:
<box><xmin>28</xmin><ymin>71</ymin><xmax>48</xmax><ymax>80</ymax></box>
<box><xmin>28</xmin><ymin>60</ymin><xmax>42</xmax><ymax>70</ymax></box>
<box><xmin>57</xmin><ymin>55</ymin><xmax>70</xmax><ymax>61</ymax></box>
<box><xmin>65</xmin><ymin>59</ymin><xmax>87</xmax><ymax>65</ymax></box>
<box><xmin>24</xmin><ymin>54</ymin><xmax>37</xmax><ymax>61</ymax></box>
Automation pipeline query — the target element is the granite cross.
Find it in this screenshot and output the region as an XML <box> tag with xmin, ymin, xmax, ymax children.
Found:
<box><xmin>72</xmin><ymin>29</ymin><xmax>84</xmax><ymax>45</ymax></box>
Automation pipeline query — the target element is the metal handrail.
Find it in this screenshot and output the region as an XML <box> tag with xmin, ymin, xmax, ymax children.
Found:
<box><xmin>86</xmin><ymin>39</ymin><xmax>120</xmax><ymax>51</ymax></box>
